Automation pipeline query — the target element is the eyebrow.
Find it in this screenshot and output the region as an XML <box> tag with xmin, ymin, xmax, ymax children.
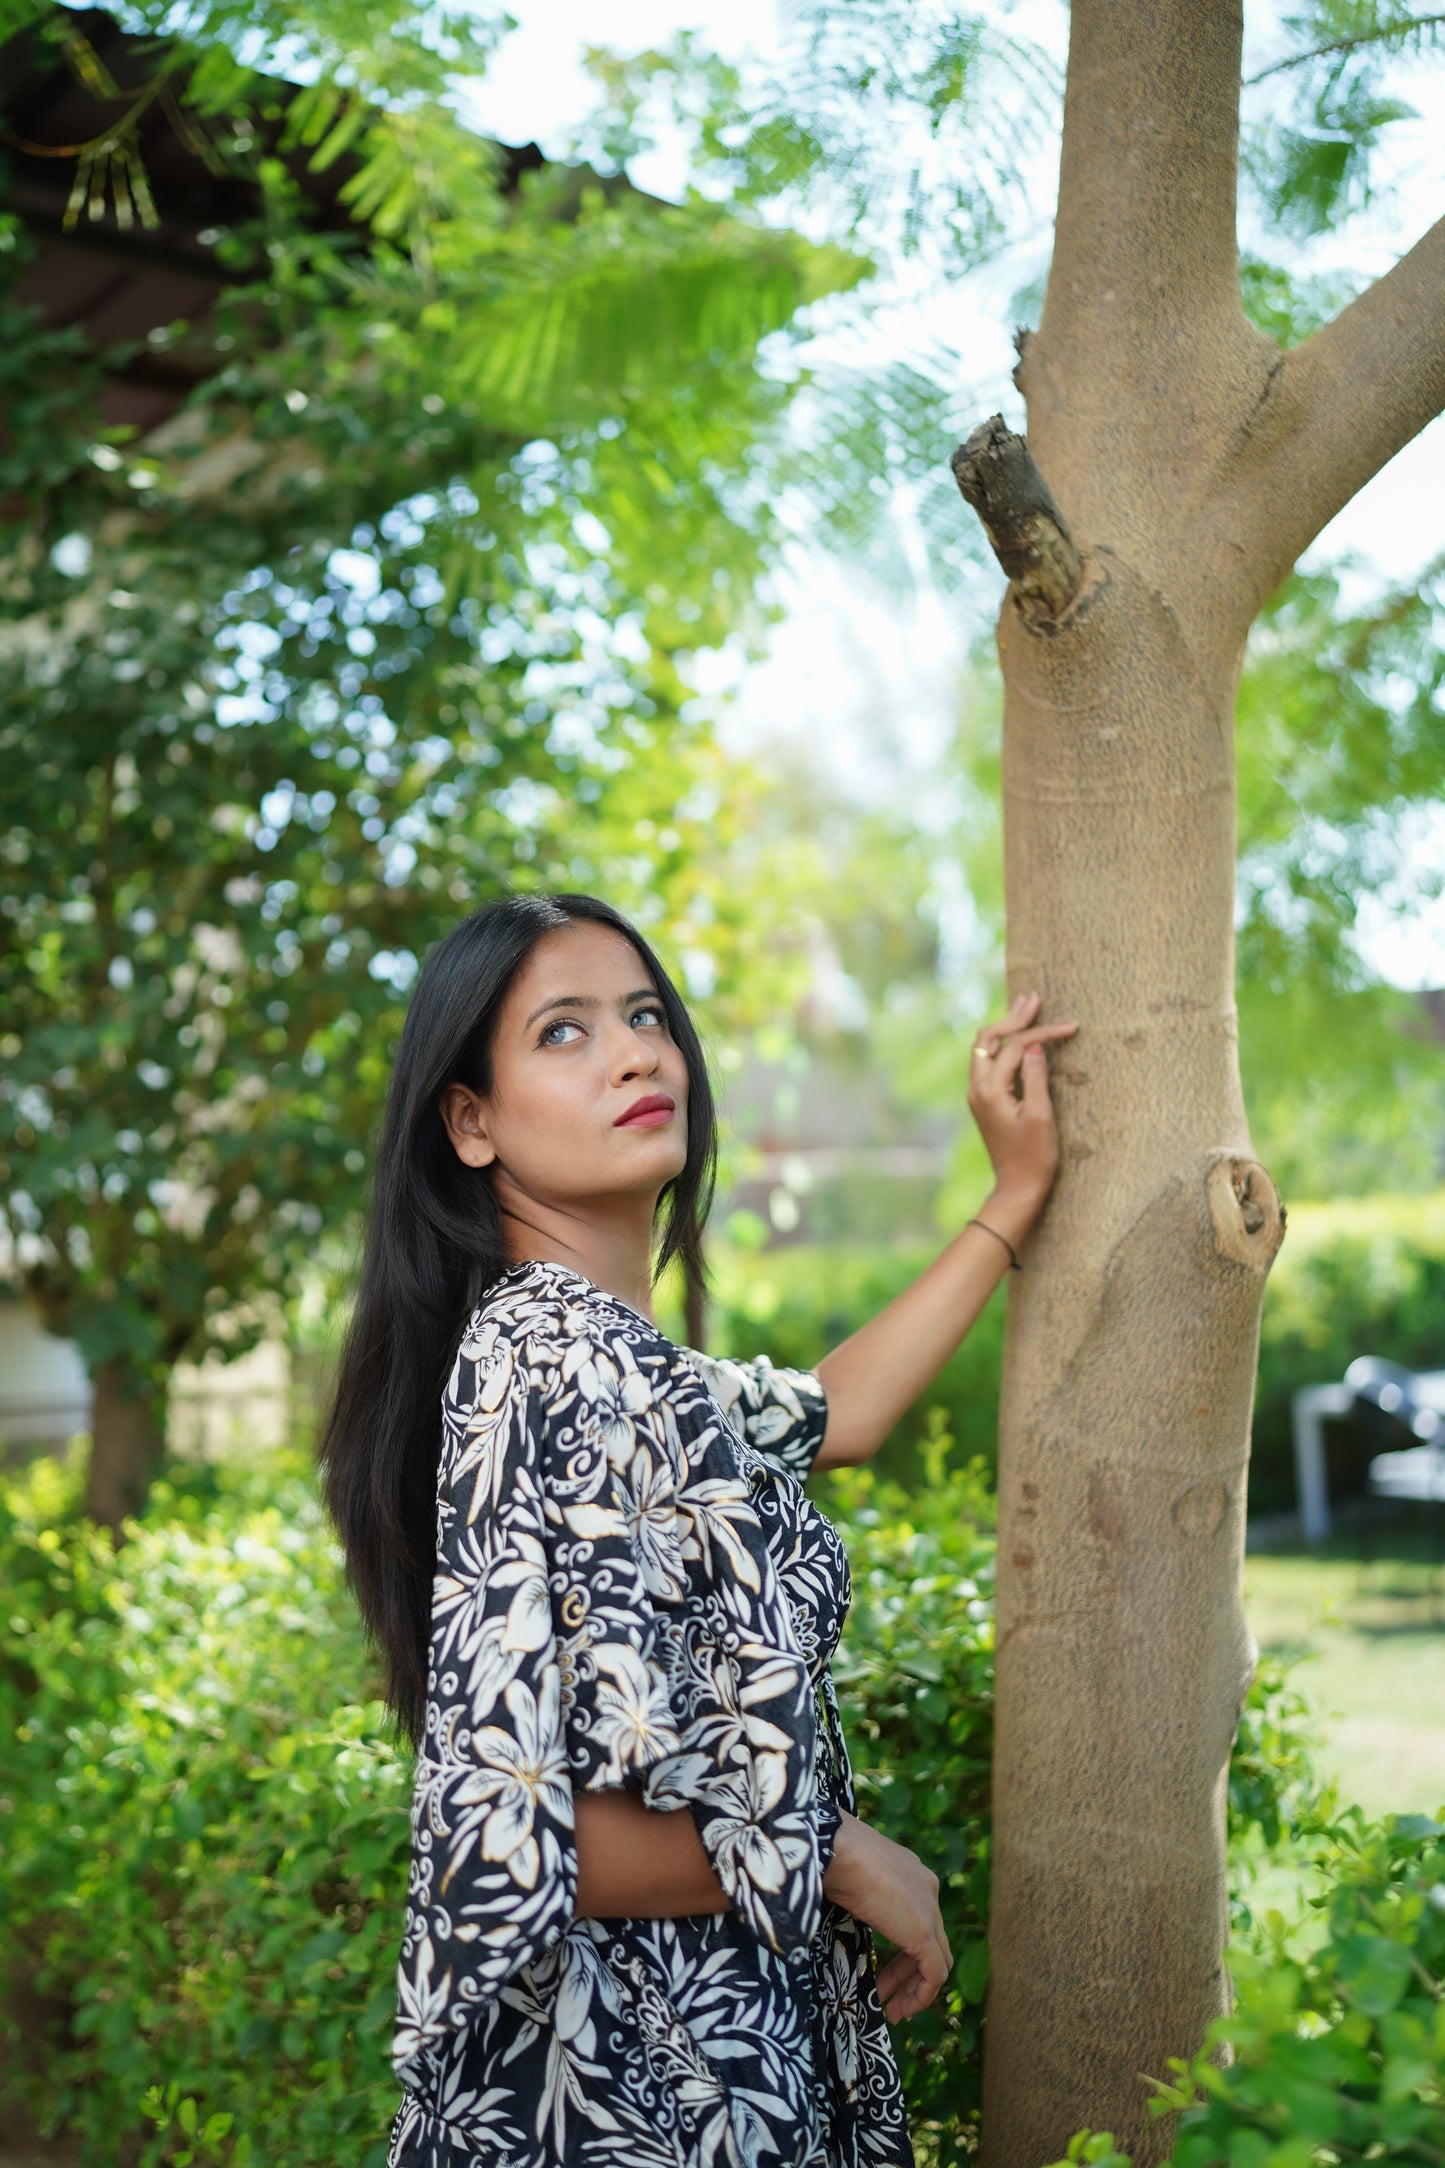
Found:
<box><xmin>523</xmin><ymin>987</ymin><xmax>660</xmax><ymax>1030</ymax></box>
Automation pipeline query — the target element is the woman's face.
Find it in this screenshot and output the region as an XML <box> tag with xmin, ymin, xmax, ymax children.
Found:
<box><xmin>440</xmin><ymin>919</ymin><xmax>691</xmax><ymax>1212</ymax></box>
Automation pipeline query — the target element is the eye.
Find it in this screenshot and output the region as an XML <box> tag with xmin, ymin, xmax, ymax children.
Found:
<box><xmin>631</xmin><ymin>1003</ymin><xmax>665</xmax><ymax>1030</ymax></box>
<box><xmin>538</xmin><ymin>1017</ymin><xmax>584</xmax><ymax>1047</ymax></box>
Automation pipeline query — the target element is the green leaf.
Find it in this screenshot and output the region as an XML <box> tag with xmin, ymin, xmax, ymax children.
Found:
<box><xmin>953</xmin><ymin>1937</ymin><xmax>990</xmax><ymax>2003</ymax></box>
<box><xmin>1336</xmin><ymin>1934</ymin><xmax>1414</xmax><ymax>2015</ymax></box>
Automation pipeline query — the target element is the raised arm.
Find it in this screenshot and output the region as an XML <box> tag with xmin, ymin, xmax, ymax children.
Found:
<box><xmin>813</xmin><ymin>993</ymin><xmax>1075</xmax><ymax>1470</ymax></box>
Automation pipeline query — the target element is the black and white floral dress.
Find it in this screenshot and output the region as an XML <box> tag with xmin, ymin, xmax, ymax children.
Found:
<box><xmin>388</xmin><ymin>1258</ymin><xmax>912</xmax><ymax>2168</ymax></box>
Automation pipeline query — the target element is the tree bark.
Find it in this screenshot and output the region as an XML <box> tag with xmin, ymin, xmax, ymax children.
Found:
<box><xmin>83</xmin><ymin>1359</ymin><xmax>167</xmax><ymax>1529</ymax></box>
<box><xmin>1240</xmin><ymin>212</ymin><xmax>1445</xmax><ymax>598</ymax></box>
<box><xmin>963</xmin><ymin>0</ymin><xmax>1445</xmax><ymax>2127</ymax></box>
<box><xmin>974</xmin><ymin>540</ymin><xmax>1286</xmax><ymax>2164</ymax></box>
<box><xmin>981</xmin><ymin>90</ymin><xmax>1445</xmax><ymax>2163</ymax></box>
<box><xmin>683</xmin><ymin>1254</ymin><xmax>707</xmax><ymax>1353</ymax></box>
<box><xmin>951</xmin><ymin>419</ymin><xmax>1082</xmax><ymax>625</ymax></box>
<box><xmin>964</xmin><ymin>5</ymin><xmax>1320</xmax><ymax>2159</ymax></box>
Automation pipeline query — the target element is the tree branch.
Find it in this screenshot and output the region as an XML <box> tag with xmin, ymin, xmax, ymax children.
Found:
<box><xmin>1245</xmin><ymin>14</ymin><xmax>1445</xmax><ymax>84</ymax></box>
<box><xmin>1246</xmin><ymin>213</ymin><xmax>1445</xmax><ymax>593</ymax></box>
<box><xmin>951</xmin><ymin>417</ymin><xmax>1083</xmax><ymax>625</ymax></box>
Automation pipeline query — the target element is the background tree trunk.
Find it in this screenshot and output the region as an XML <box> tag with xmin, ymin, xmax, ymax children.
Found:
<box><xmin>684</xmin><ymin>1253</ymin><xmax>707</xmax><ymax>1353</ymax></box>
<box><xmin>83</xmin><ymin>1359</ymin><xmax>167</xmax><ymax>1530</ymax></box>
<box><xmin>956</xmin><ymin>1</ymin><xmax>1445</xmax><ymax>2158</ymax></box>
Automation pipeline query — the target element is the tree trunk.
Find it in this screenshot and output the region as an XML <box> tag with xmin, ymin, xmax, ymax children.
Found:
<box><xmin>683</xmin><ymin>1254</ymin><xmax>707</xmax><ymax>1353</ymax></box>
<box><xmin>962</xmin><ymin>4</ymin><xmax>1302</xmax><ymax>2155</ymax></box>
<box><xmin>975</xmin><ymin>538</ymin><xmax>1286</xmax><ymax>2164</ymax></box>
<box><xmin>950</xmin><ymin>0</ymin><xmax>1445</xmax><ymax>2142</ymax></box>
<box><xmin>83</xmin><ymin>1359</ymin><xmax>167</xmax><ymax>1529</ymax></box>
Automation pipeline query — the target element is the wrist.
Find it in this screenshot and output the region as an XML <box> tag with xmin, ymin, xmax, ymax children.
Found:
<box><xmin>981</xmin><ymin>1179</ymin><xmax>1049</xmax><ymax>1241</ymax></box>
<box><xmin>817</xmin><ymin>1790</ymin><xmax>843</xmax><ymax>1879</ymax></box>
<box><xmin>822</xmin><ymin>1812</ymin><xmax>869</xmax><ymax>1908</ymax></box>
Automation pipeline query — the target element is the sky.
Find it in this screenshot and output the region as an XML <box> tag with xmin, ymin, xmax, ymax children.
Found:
<box><xmin>461</xmin><ymin>1</ymin><xmax>1445</xmax><ymax>989</ymax></box>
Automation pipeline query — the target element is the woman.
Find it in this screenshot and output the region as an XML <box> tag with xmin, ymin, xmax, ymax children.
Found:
<box><xmin>322</xmin><ymin>892</ymin><xmax>1075</xmax><ymax>2168</ymax></box>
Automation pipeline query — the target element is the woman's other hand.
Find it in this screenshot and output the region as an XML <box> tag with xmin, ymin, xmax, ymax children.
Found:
<box><xmin>967</xmin><ymin>990</ymin><xmax>1077</xmax><ymax>1212</ymax></box>
<box><xmin>823</xmin><ymin>1813</ymin><xmax>952</xmax><ymax>2023</ymax></box>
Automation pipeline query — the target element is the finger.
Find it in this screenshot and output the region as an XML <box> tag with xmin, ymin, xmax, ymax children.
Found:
<box><xmin>883</xmin><ymin>1972</ymin><xmax>926</xmax><ymax>2024</ymax></box>
<box><xmin>887</xmin><ymin>1961</ymin><xmax>943</xmax><ymax>2022</ymax></box>
<box><xmin>993</xmin><ymin>1031</ymin><xmax>1031</xmax><ymax>1093</ymax></box>
<box><xmin>1009</xmin><ymin>1023</ymin><xmax>1077</xmax><ymax>1050</ymax></box>
<box><xmin>1021</xmin><ymin>1041</ymin><xmax>1052</xmax><ymax>1118</ymax></box>
<box><xmin>976</xmin><ymin>990</ymin><xmax>1039</xmax><ymax>1050</ymax></box>
<box><xmin>997</xmin><ymin>1021</ymin><xmax>1078</xmax><ymax>1092</ymax></box>
<box><xmin>888</xmin><ymin>1938</ymin><xmax>947</xmax><ymax>2003</ymax></box>
<box><xmin>989</xmin><ymin>1014</ymin><xmax>1077</xmax><ymax>1054</ymax></box>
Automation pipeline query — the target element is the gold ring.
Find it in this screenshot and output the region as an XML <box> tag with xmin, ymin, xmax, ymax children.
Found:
<box><xmin>972</xmin><ymin>1044</ymin><xmax>995</xmax><ymax>1061</ymax></box>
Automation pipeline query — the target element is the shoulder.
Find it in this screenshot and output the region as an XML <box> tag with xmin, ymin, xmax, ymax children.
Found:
<box><xmin>681</xmin><ymin>1350</ymin><xmax>827</xmax><ymax>1480</ymax></box>
<box><xmin>438</xmin><ymin>1265</ymin><xmax>722</xmax><ymax>1525</ymax></box>
<box><xmin>448</xmin><ymin>1261</ymin><xmax>695</xmax><ymax>1428</ymax></box>
<box><xmin>685</xmin><ymin>1350</ymin><xmax>822</xmax><ymax>1434</ymax></box>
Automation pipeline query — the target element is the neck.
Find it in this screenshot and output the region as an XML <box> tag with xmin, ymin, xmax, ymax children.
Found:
<box><xmin>496</xmin><ymin>1182</ymin><xmax>659</xmax><ymax>1323</ymax></box>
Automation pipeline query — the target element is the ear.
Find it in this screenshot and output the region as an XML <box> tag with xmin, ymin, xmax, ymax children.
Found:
<box><xmin>439</xmin><ymin>1081</ymin><xmax>497</xmax><ymax>1169</ymax></box>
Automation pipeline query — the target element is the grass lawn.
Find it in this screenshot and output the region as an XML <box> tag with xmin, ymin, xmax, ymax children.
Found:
<box><xmin>1244</xmin><ymin>1518</ymin><xmax>1445</xmax><ymax>1820</ymax></box>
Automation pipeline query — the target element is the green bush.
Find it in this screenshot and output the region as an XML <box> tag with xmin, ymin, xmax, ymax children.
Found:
<box><xmin>0</xmin><ymin>1451</ymin><xmax>407</xmax><ymax>2168</ymax></box>
<box><xmin>0</xmin><ymin>1431</ymin><xmax>1331</xmax><ymax>2166</ymax></box>
<box><xmin>698</xmin><ymin>1190</ymin><xmax>1445</xmax><ymax>1511</ymax></box>
<box><xmin>1051</xmin><ymin>1808</ymin><xmax>1445</xmax><ymax>2168</ymax></box>
<box><xmin>817</xmin><ymin>1420</ymin><xmax>998</xmax><ymax>2154</ymax></box>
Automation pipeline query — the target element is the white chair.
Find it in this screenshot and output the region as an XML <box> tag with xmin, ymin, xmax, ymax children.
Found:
<box><xmin>1293</xmin><ymin>1363</ymin><xmax>1445</xmax><ymax>1544</ymax></box>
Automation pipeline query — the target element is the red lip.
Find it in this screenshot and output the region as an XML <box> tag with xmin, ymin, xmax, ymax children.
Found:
<box><xmin>615</xmin><ymin>1093</ymin><xmax>676</xmax><ymax>1129</ymax></box>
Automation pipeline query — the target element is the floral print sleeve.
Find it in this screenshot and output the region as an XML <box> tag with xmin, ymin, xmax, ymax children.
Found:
<box><xmin>393</xmin><ymin>1271</ymin><xmax>831</xmax><ymax>2090</ymax></box>
<box><xmin>684</xmin><ymin>1350</ymin><xmax>829</xmax><ymax>1482</ymax></box>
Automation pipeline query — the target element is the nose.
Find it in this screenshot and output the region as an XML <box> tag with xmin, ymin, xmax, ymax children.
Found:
<box><xmin>607</xmin><ymin>1017</ymin><xmax>660</xmax><ymax>1085</ymax></box>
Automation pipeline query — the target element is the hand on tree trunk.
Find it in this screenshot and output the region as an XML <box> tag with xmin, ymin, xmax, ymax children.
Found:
<box><xmin>967</xmin><ymin>990</ymin><xmax>1078</xmax><ymax>1215</ymax></box>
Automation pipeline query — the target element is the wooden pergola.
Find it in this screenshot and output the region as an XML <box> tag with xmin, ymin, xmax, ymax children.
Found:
<box><xmin>0</xmin><ymin>8</ymin><xmax>543</xmax><ymax>433</ymax></box>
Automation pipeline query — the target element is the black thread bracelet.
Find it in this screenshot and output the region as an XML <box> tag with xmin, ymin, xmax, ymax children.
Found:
<box><xmin>968</xmin><ymin>1217</ymin><xmax>1022</xmax><ymax>1270</ymax></box>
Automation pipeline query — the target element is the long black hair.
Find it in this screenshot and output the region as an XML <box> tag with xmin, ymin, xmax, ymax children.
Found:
<box><xmin>319</xmin><ymin>891</ymin><xmax>717</xmax><ymax>1747</ymax></box>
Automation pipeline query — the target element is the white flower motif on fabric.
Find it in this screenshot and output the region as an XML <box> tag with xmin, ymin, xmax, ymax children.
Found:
<box><xmin>488</xmin><ymin>1539</ymin><xmax>553</xmax><ymax>1657</ymax></box>
<box><xmin>586</xmin><ymin>1643</ymin><xmax>680</xmax><ymax>1785</ymax></box>
<box><xmin>613</xmin><ymin>1443</ymin><xmax>687</xmax><ymax>1603</ymax></box>
<box><xmin>456</xmin><ymin>1675</ymin><xmax>570</xmax><ymax>1891</ymax></box>
<box><xmin>564</xmin><ymin>1341</ymin><xmax>653</xmax><ymax>1469</ymax></box>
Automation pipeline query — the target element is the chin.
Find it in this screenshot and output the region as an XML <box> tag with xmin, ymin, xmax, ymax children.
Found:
<box><xmin>624</xmin><ymin>1134</ymin><xmax>688</xmax><ymax>1184</ymax></box>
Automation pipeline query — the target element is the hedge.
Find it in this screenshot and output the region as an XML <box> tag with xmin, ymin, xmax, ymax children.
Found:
<box><xmin>0</xmin><ymin>1453</ymin><xmax>406</xmax><ymax>2168</ymax></box>
<box><xmin>1051</xmin><ymin>1809</ymin><xmax>1445</xmax><ymax>2168</ymax></box>
<box><xmin>693</xmin><ymin>1189</ymin><xmax>1445</xmax><ymax>1514</ymax></box>
<box><xmin>0</xmin><ymin>1432</ymin><xmax>1330</xmax><ymax>2168</ymax></box>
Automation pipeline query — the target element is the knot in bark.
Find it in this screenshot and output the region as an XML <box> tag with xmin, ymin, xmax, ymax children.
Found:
<box><xmin>1206</xmin><ymin>1154</ymin><xmax>1285</xmax><ymax>1272</ymax></box>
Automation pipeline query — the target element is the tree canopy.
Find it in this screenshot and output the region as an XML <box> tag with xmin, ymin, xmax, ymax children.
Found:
<box><xmin>2</xmin><ymin>0</ymin><xmax>1442</xmax><ymax>1521</ymax></box>
<box><xmin>0</xmin><ymin>0</ymin><xmax>862</xmax><ymax>1511</ymax></box>
<box><xmin>575</xmin><ymin>0</ymin><xmax>1445</xmax><ymax>1207</ymax></box>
